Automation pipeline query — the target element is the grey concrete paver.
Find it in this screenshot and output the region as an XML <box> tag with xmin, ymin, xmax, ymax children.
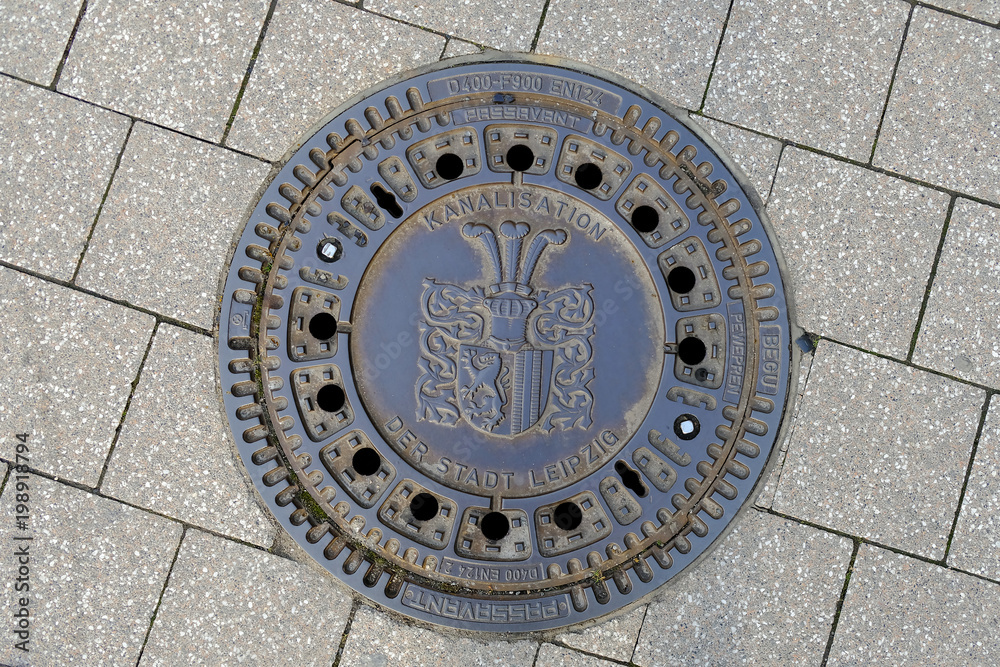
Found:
<box><xmin>0</xmin><ymin>0</ymin><xmax>83</xmax><ymax>85</ymax></box>
<box><xmin>690</xmin><ymin>115</ymin><xmax>782</xmax><ymax>205</ymax></box>
<box><xmin>536</xmin><ymin>0</ymin><xmax>730</xmax><ymax>110</ymax></box>
<box><xmin>536</xmin><ymin>644</ymin><xmax>620</xmax><ymax>667</ymax></box>
<box><xmin>0</xmin><ymin>475</ymin><xmax>182</xmax><ymax>667</ymax></box>
<box><xmin>101</xmin><ymin>325</ymin><xmax>275</xmax><ymax>547</ymax></box>
<box><xmin>874</xmin><ymin>9</ymin><xmax>1000</xmax><ymax>203</ymax></box>
<box><xmin>706</xmin><ymin>0</ymin><xmax>909</xmax><ymax>161</ymax></box>
<box><xmin>76</xmin><ymin>123</ymin><xmax>270</xmax><ymax>329</ymax></box>
<box><xmin>767</xmin><ymin>147</ymin><xmax>950</xmax><ymax>359</ymax></box>
<box><xmin>59</xmin><ymin>0</ymin><xmax>270</xmax><ymax>142</ymax></box>
<box><xmin>773</xmin><ymin>342</ymin><xmax>984</xmax><ymax>559</ymax></box>
<box><xmin>828</xmin><ymin>545</ymin><xmax>1000</xmax><ymax>666</ymax></box>
<box><xmin>633</xmin><ymin>510</ymin><xmax>852</xmax><ymax>667</ymax></box>
<box><xmin>0</xmin><ymin>268</ymin><xmax>154</xmax><ymax>487</ymax></box>
<box><xmin>0</xmin><ymin>77</ymin><xmax>129</xmax><ymax>280</ymax></box>
<box><xmin>912</xmin><ymin>199</ymin><xmax>1000</xmax><ymax>388</ymax></box>
<box><xmin>227</xmin><ymin>0</ymin><xmax>445</xmax><ymax>162</ymax></box>
<box><xmin>140</xmin><ymin>529</ymin><xmax>351</xmax><ymax>666</ymax></box>
<box><xmin>949</xmin><ymin>394</ymin><xmax>1000</xmax><ymax>580</ymax></box>
<box><xmin>368</xmin><ymin>0</ymin><xmax>543</xmax><ymax>52</ymax></box>
<box><xmin>339</xmin><ymin>605</ymin><xmax>538</xmax><ymax>667</ymax></box>
<box><xmin>554</xmin><ymin>604</ymin><xmax>645</xmax><ymax>663</ymax></box>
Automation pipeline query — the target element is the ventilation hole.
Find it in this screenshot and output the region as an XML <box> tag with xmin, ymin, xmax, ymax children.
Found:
<box><xmin>678</xmin><ymin>337</ymin><xmax>707</xmax><ymax>365</ymax></box>
<box><xmin>506</xmin><ymin>144</ymin><xmax>535</xmax><ymax>172</ymax></box>
<box><xmin>615</xmin><ymin>460</ymin><xmax>648</xmax><ymax>498</ymax></box>
<box><xmin>316</xmin><ymin>384</ymin><xmax>346</xmax><ymax>412</ymax></box>
<box><xmin>632</xmin><ymin>205</ymin><xmax>659</xmax><ymax>233</ymax></box>
<box><xmin>317</xmin><ymin>237</ymin><xmax>343</xmax><ymax>263</ymax></box>
<box><xmin>674</xmin><ymin>414</ymin><xmax>700</xmax><ymax>441</ymax></box>
<box><xmin>410</xmin><ymin>492</ymin><xmax>439</xmax><ymax>521</ymax></box>
<box><xmin>481</xmin><ymin>512</ymin><xmax>510</xmax><ymax>541</ymax></box>
<box><xmin>553</xmin><ymin>502</ymin><xmax>583</xmax><ymax>531</ymax></box>
<box><xmin>370</xmin><ymin>183</ymin><xmax>403</xmax><ymax>218</ymax></box>
<box><xmin>574</xmin><ymin>162</ymin><xmax>603</xmax><ymax>190</ymax></box>
<box><xmin>308</xmin><ymin>312</ymin><xmax>338</xmax><ymax>340</ymax></box>
<box><xmin>436</xmin><ymin>153</ymin><xmax>464</xmax><ymax>180</ymax></box>
<box><xmin>667</xmin><ymin>266</ymin><xmax>696</xmax><ymax>293</ymax></box>
<box><xmin>351</xmin><ymin>447</ymin><xmax>380</xmax><ymax>476</ymax></box>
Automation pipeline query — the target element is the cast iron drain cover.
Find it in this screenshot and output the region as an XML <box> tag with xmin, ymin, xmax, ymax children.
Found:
<box><xmin>218</xmin><ymin>55</ymin><xmax>793</xmax><ymax>632</ymax></box>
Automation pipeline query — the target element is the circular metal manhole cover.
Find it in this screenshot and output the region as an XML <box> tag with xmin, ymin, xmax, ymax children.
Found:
<box><xmin>218</xmin><ymin>55</ymin><xmax>794</xmax><ymax>632</ymax></box>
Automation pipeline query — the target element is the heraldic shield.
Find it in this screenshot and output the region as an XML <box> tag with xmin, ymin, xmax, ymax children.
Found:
<box><xmin>416</xmin><ymin>221</ymin><xmax>596</xmax><ymax>438</ymax></box>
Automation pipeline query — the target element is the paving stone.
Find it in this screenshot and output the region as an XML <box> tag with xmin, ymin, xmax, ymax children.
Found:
<box><xmin>773</xmin><ymin>342</ymin><xmax>984</xmax><ymax>559</ymax></box>
<box><xmin>555</xmin><ymin>604</ymin><xmax>645</xmax><ymax>663</ymax></box>
<box><xmin>76</xmin><ymin>123</ymin><xmax>270</xmax><ymax>329</ymax></box>
<box><xmin>828</xmin><ymin>545</ymin><xmax>1000</xmax><ymax>666</ymax></box>
<box><xmin>689</xmin><ymin>115</ymin><xmax>782</xmax><ymax>204</ymax></box>
<box><xmin>536</xmin><ymin>0</ymin><xmax>729</xmax><ymax>110</ymax></box>
<box><xmin>912</xmin><ymin>199</ymin><xmax>1000</xmax><ymax>388</ymax></box>
<box><xmin>949</xmin><ymin>394</ymin><xmax>1000</xmax><ymax>580</ymax></box>
<box><xmin>443</xmin><ymin>39</ymin><xmax>485</xmax><ymax>59</ymax></box>
<box><xmin>875</xmin><ymin>10</ymin><xmax>1000</xmax><ymax>203</ymax></box>
<box><xmin>923</xmin><ymin>0</ymin><xmax>1000</xmax><ymax>22</ymax></box>
<box><xmin>101</xmin><ymin>325</ymin><xmax>275</xmax><ymax>547</ymax></box>
<box><xmin>536</xmin><ymin>644</ymin><xmax>620</xmax><ymax>667</ymax></box>
<box><xmin>59</xmin><ymin>0</ymin><xmax>270</xmax><ymax>142</ymax></box>
<box><xmin>340</xmin><ymin>605</ymin><xmax>538</xmax><ymax>667</ymax></box>
<box><xmin>0</xmin><ymin>475</ymin><xmax>182</xmax><ymax>666</ymax></box>
<box><xmin>705</xmin><ymin>0</ymin><xmax>908</xmax><ymax>161</ymax></box>
<box><xmin>0</xmin><ymin>0</ymin><xmax>82</xmax><ymax>85</ymax></box>
<box><xmin>633</xmin><ymin>510</ymin><xmax>852</xmax><ymax>667</ymax></box>
<box><xmin>0</xmin><ymin>78</ymin><xmax>129</xmax><ymax>280</ymax></box>
<box><xmin>0</xmin><ymin>268</ymin><xmax>154</xmax><ymax>487</ymax></box>
<box><xmin>227</xmin><ymin>0</ymin><xmax>444</xmax><ymax>162</ymax></box>
<box><xmin>141</xmin><ymin>529</ymin><xmax>351</xmax><ymax>666</ymax></box>
<box><xmin>369</xmin><ymin>0</ymin><xmax>543</xmax><ymax>52</ymax></box>
<box><xmin>767</xmin><ymin>148</ymin><xmax>950</xmax><ymax>358</ymax></box>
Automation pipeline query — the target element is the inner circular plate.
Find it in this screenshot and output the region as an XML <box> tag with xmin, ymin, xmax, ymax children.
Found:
<box><xmin>218</xmin><ymin>55</ymin><xmax>795</xmax><ymax>633</ymax></box>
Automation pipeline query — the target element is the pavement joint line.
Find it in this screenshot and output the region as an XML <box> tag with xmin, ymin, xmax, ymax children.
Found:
<box><xmin>698</xmin><ymin>0</ymin><xmax>738</xmax><ymax>113</ymax></box>
<box><xmin>0</xmin><ymin>465</ymin><xmax>11</xmax><ymax>503</ymax></box>
<box><xmin>816</xmin><ymin>334</ymin><xmax>998</xmax><ymax>393</ymax></box>
<box><xmin>545</xmin><ymin>639</ymin><xmax>633</xmax><ymax>666</ymax></box>
<box><xmin>630</xmin><ymin>602</ymin><xmax>650</xmax><ymax>664</ymax></box>
<box><xmin>0</xmin><ymin>462</ymin><xmax>288</xmax><ymax>561</ymax></box>
<box><xmin>134</xmin><ymin>525</ymin><xmax>186</xmax><ymax>667</ymax></box>
<box><xmin>907</xmin><ymin>195</ymin><xmax>956</xmax><ymax>362</ymax></box>
<box><xmin>95</xmin><ymin>320</ymin><xmax>160</xmax><ymax>492</ymax></box>
<box><xmin>530</xmin><ymin>641</ymin><xmax>543</xmax><ymax>666</ymax></box>
<box><xmin>912</xmin><ymin>0</ymin><xmax>1000</xmax><ymax>29</ymax></box>
<box><xmin>868</xmin><ymin>3</ymin><xmax>914</xmax><ymax>165</ymax></box>
<box><xmin>692</xmin><ymin>110</ymin><xmax>1000</xmax><ymax>210</ymax></box>
<box><xmin>529</xmin><ymin>0</ymin><xmax>553</xmax><ymax>53</ymax></box>
<box><xmin>49</xmin><ymin>0</ymin><xmax>88</xmax><ymax>90</ymax></box>
<box><xmin>819</xmin><ymin>539</ymin><xmax>860</xmax><ymax>667</ymax></box>
<box><xmin>0</xmin><ymin>72</ymin><xmax>279</xmax><ymax>166</ymax></box>
<box><xmin>0</xmin><ymin>259</ymin><xmax>215</xmax><ymax>338</ymax></box>
<box><xmin>438</xmin><ymin>38</ymin><xmax>451</xmax><ymax>60</ymax></box>
<box><xmin>765</xmin><ymin>141</ymin><xmax>787</xmax><ymax>203</ymax></box>
<box><xmin>220</xmin><ymin>0</ymin><xmax>280</xmax><ymax>147</ymax></box>
<box><xmin>762</xmin><ymin>506</ymin><xmax>1000</xmax><ymax>588</ymax></box>
<box><xmin>329</xmin><ymin>599</ymin><xmax>361</xmax><ymax>667</ymax></box>
<box><xmin>69</xmin><ymin>119</ymin><xmax>135</xmax><ymax>285</ymax></box>
<box><xmin>943</xmin><ymin>390</ymin><xmax>996</xmax><ymax>561</ymax></box>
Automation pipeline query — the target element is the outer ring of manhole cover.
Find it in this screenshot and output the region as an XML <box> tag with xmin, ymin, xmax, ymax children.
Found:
<box><xmin>218</xmin><ymin>55</ymin><xmax>796</xmax><ymax>633</ymax></box>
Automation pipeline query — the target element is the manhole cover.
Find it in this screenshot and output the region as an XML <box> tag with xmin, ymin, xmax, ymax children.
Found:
<box><xmin>218</xmin><ymin>55</ymin><xmax>794</xmax><ymax>632</ymax></box>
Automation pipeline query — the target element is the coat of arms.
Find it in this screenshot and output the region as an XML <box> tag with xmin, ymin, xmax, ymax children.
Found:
<box><xmin>416</xmin><ymin>221</ymin><xmax>596</xmax><ymax>437</ymax></box>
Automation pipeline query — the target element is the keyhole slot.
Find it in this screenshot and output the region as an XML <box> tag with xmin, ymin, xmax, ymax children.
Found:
<box><xmin>370</xmin><ymin>183</ymin><xmax>403</xmax><ymax>219</ymax></box>
<box><xmin>614</xmin><ymin>460</ymin><xmax>648</xmax><ymax>498</ymax></box>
